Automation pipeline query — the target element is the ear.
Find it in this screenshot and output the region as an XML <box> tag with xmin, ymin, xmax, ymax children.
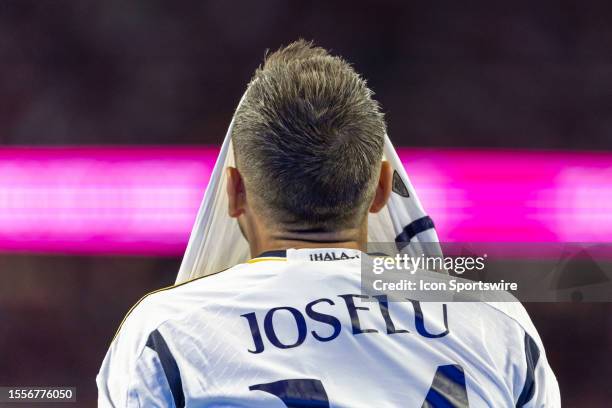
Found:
<box><xmin>369</xmin><ymin>161</ymin><xmax>393</xmax><ymax>214</ymax></box>
<box><xmin>226</xmin><ymin>167</ymin><xmax>247</xmax><ymax>218</ymax></box>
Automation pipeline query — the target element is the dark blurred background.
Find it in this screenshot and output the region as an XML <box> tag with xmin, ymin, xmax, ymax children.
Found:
<box><xmin>0</xmin><ymin>0</ymin><xmax>611</xmax><ymax>406</ymax></box>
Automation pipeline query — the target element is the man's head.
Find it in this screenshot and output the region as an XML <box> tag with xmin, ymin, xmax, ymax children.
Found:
<box><xmin>227</xmin><ymin>40</ymin><xmax>392</xmax><ymax>250</ymax></box>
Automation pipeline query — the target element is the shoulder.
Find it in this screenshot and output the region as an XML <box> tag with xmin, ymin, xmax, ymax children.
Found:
<box><xmin>418</xmin><ymin>271</ymin><xmax>543</xmax><ymax>347</ymax></box>
<box><xmin>110</xmin><ymin>269</ymin><xmax>228</xmax><ymax>345</ymax></box>
<box><xmin>111</xmin><ymin>259</ymin><xmax>288</xmax><ymax>346</ymax></box>
<box><xmin>481</xmin><ymin>301</ymin><xmax>544</xmax><ymax>348</ymax></box>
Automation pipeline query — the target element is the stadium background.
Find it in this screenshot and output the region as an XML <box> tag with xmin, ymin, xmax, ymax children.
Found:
<box><xmin>1</xmin><ymin>1</ymin><xmax>611</xmax><ymax>406</ymax></box>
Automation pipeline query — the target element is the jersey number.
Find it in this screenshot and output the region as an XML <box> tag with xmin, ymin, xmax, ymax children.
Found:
<box><xmin>249</xmin><ymin>364</ymin><xmax>469</xmax><ymax>407</ymax></box>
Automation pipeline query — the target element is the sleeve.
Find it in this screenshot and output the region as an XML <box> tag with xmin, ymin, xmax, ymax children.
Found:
<box><xmin>490</xmin><ymin>301</ymin><xmax>561</xmax><ymax>407</ymax></box>
<box><xmin>96</xmin><ymin>301</ymin><xmax>176</xmax><ymax>407</ymax></box>
<box><xmin>515</xmin><ymin>331</ymin><xmax>561</xmax><ymax>408</ymax></box>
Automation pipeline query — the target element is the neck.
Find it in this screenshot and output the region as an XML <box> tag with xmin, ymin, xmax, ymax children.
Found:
<box><xmin>248</xmin><ymin>227</ymin><xmax>366</xmax><ymax>258</ymax></box>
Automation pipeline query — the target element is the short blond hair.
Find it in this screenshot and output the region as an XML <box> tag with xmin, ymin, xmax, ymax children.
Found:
<box><xmin>232</xmin><ymin>40</ymin><xmax>386</xmax><ymax>230</ymax></box>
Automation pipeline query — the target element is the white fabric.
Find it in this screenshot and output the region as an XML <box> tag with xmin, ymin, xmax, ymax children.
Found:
<box><xmin>98</xmin><ymin>249</ymin><xmax>560</xmax><ymax>407</ymax></box>
<box><xmin>176</xmin><ymin>96</ymin><xmax>441</xmax><ymax>283</ymax></box>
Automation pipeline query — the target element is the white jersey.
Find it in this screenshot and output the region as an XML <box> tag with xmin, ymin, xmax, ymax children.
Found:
<box><xmin>97</xmin><ymin>248</ymin><xmax>560</xmax><ymax>407</ymax></box>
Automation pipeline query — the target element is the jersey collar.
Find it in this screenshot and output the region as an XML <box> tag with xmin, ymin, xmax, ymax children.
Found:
<box><xmin>253</xmin><ymin>248</ymin><xmax>362</xmax><ymax>262</ymax></box>
<box><xmin>254</xmin><ymin>250</ymin><xmax>287</xmax><ymax>259</ymax></box>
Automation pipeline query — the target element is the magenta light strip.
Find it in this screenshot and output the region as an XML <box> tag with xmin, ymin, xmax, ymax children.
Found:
<box><xmin>0</xmin><ymin>147</ymin><xmax>610</xmax><ymax>255</ymax></box>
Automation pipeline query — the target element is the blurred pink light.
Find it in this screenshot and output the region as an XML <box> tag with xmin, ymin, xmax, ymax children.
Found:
<box><xmin>0</xmin><ymin>146</ymin><xmax>610</xmax><ymax>255</ymax></box>
<box><xmin>401</xmin><ymin>149</ymin><xmax>612</xmax><ymax>243</ymax></box>
<box><xmin>0</xmin><ymin>147</ymin><xmax>212</xmax><ymax>256</ymax></box>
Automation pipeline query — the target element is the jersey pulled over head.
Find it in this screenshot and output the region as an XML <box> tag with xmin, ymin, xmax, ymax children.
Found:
<box><xmin>177</xmin><ymin>41</ymin><xmax>439</xmax><ymax>282</ymax></box>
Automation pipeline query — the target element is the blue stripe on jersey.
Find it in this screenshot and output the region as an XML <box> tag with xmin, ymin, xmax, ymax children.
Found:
<box><xmin>249</xmin><ymin>379</ymin><xmax>330</xmax><ymax>407</ymax></box>
<box><xmin>516</xmin><ymin>333</ymin><xmax>541</xmax><ymax>407</ymax></box>
<box><xmin>421</xmin><ymin>364</ymin><xmax>469</xmax><ymax>408</ymax></box>
<box><xmin>146</xmin><ymin>329</ymin><xmax>185</xmax><ymax>408</ymax></box>
<box><xmin>395</xmin><ymin>216</ymin><xmax>435</xmax><ymax>247</ymax></box>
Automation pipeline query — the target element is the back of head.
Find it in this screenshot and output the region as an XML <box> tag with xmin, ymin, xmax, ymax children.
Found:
<box><xmin>232</xmin><ymin>40</ymin><xmax>387</xmax><ymax>231</ymax></box>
